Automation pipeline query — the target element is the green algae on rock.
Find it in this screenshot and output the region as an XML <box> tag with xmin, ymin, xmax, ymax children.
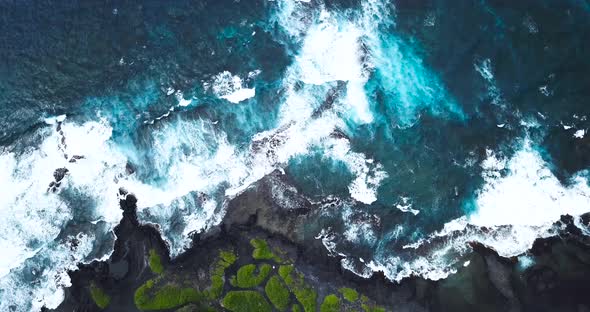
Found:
<box><xmin>339</xmin><ymin>287</ymin><xmax>359</xmax><ymax>302</ymax></box>
<box><xmin>320</xmin><ymin>294</ymin><xmax>340</xmax><ymax>312</ymax></box>
<box><xmin>250</xmin><ymin>238</ymin><xmax>283</xmax><ymax>262</ymax></box>
<box><xmin>149</xmin><ymin>249</ymin><xmax>164</xmax><ymax>275</ymax></box>
<box><xmin>232</xmin><ymin>263</ymin><xmax>272</xmax><ymax>288</ymax></box>
<box><xmin>278</xmin><ymin>265</ymin><xmax>317</xmax><ymax>312</ymax></box>
<box><xmin>265</xmin><ymin>275</ymin><xmax>291</xmax><ymax>311</ymax></box>
<box><xmin>134</xmin><ymin>280</ymin><xmax>204</xmax><ymax>311</ymax></box>
<box><xmin>89</xmin><ymin>283</ymin><xmax>111</xmax><ymax>309</ymax></box>
<box><xmin>134</xmin><ymin>249</ymin><xmax>236</xmax><ymax>310</ymax></box>
<box><xmin>206</xmin><ymin>249</ymin><xmax>237</xmax><ymax>299</ymax></box>
<box><xmin>222</xmin><ymin>290</ymin><xmax>272</xmax><ymax>312</ymax></box>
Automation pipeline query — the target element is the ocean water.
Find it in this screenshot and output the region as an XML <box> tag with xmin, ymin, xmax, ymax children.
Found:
<box><xmin>1</xmin><ymin>0</ymin><xmax>590</xmax><ymax>310</ymax></box>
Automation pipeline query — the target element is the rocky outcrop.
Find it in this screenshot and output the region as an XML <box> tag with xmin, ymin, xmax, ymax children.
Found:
<box><xmin>48</xmin><ymin>167</ymin><xmax>69</xmax><ymax>192</ymax></box>
<box><xmin>53</xmin><ymin>178</ymin><xmax>590</xmax><ymax>312</ymax></box>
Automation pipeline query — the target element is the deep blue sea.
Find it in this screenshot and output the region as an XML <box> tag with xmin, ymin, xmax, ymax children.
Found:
<box><xmin>2</xmin><ymin>0</ymin><xmax>590</xmax><ymax>310</ymax></box>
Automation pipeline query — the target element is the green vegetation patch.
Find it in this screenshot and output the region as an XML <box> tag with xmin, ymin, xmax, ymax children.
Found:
<box><xmin>89</xmin><ymin>283</ymin><xmax>111</xmax><ymax>309</ymax></box>
<box><xmin>149</xmin><ymin>249</ymin><xmax>164</xmax><ymax>274</ymax></box>
<box><xmin>220</xmin><ymin>250</ymin><xmax>238</xmax><ymax>264</ymax></box>
<box><xmin>233</xmin><ymin>264</ymin><xmax>272</xmax><ymax>288</ymax></box>
<box><xmin>135</xmin><ymin>248</ymin><xmax>237</xmax><ymax>310</ymax></box>
<box><xmin>222</xmin><ymin>290</ymin><xmax>272</xmax><ymax>312</ymax></box>
<box><xmin>291</xmin><ymin>304</ymin><xmax>302</xmax><ymax>312</ymax></box>
<box><xmin>320</xmin><ymin>294</ymin><xmax>340</xmax><ymax>312</ymax></box>
<box><xmin>250</xmin><ymin>238</ymin><xmax>282</xmax><ymax>262</ymax></box>
<box><xmin>206</xmin><ymin>249</ymin><xmax>237</xmax><ymax>299</ymax></box>
<box><xmin>265</xmin><ymin>275</ymin><xmax>290</xmax><ymax>311</ymax></box>
<box><xmin>134</xmin><ymin>280</ymin><xmax>204</xmax><ymax>311</ymax></box>
<box><xmin>339</xmin><ymin>287</ymin><xmax>359</xmax><ymax>302</ymax></box>
<box><xmin>278</xmin><ymin>265</ymin><xmax>317</xmax><ymax>312</ymax></box>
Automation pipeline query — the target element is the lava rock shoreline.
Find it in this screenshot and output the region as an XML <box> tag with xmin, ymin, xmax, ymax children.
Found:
<box><xmin>51</xmin><ymin>182</ymin><xmax>590</xmax><ymax>312</ymax></box>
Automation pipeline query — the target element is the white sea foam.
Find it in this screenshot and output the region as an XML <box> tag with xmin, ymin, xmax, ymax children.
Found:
<box><xmin>266</xmin><ymin>0</ymin><xmax>392</xmax><ymax>204</ymax></box>
<box><xmin>517</xmin><ymin>255</ymin><xmax>535</xmax><ymax>271</ymax></box>
<box><xmin>269</xmin><ymin>0</ymin><xmax>314</xmax><ymax>41</ymax></box>
<box><xmin>322</xmin><ymin>138</ymin><xmax>387</xmax><ymax>204</ymax></box>
<box><xmin>175</xmin><ymin>91</ymin><xmax>193</xmax><ymax>107</ymax></box>
<box><xmin>0</xmin><ymin>232</ymin><xmax>98</xmax><ymax>312</ymax></box>
<box><xmin>315</xmin><ymin>228</ymin><xmax>341</xmax><ymax>256</ymax></box>
<box><xmin>327</xmin><ymin>138</ymin><xmax>590</xmax><ymax>283</ymax></box>
<box><xmin>341</xmin><ymin>257</ymin><xmax>374</xmax><ymax>278</ymax></box>
<box><xmin>403</xmin><ymin>139</ymin><xmax>590</xmax><ymax>280</ymax></box>
<box><xmin>294</xmin><ymin>12</ymin><xmax>373</xmax><ymax>123</ymax></box>
<box><xmin>132</xmin><ymin>104</ymin><xmax>384</xmax><ymax>256</ymax></box>
<box><xmin>296</xmin><ymin>13</ymin><xmax>364</xmax><ymax>85</ymax></box>
<box><xmin>0</xmin><ymin>150</ymin><xmax>64</xmax><ymax>279</ymax></box>
<box><xmin>340</xmin><ymin>205</ymin><xmax>379</xmax><ymax>245</ymax></box>
<box><xmin>0</xmin><ymin>115</ymin><xmax>266</xmax><ymax>309</ymax></box>
<box><xmin>129</xmin><ymin>119</ymin><xmax>255</xmax><ymax>254</ymax></box>
<box><xmin>395</xmin><ymin>197</ymin><xmax>420</xmax><ymax>215</ymax></box>
<box><xmin>574</xmin><ymin>129</ymin><xmax>586</xmax><ymax>138</ymax></box>
<box><xmin>43</xmin><ymin>114</ymin><xmax>67</xmax><ymax>125</ymax></box>
<box><xmin>0</xmin><ymin>119</ymin><xmax>125</xmax><ymax>311</ymax></box>
<box><xmin>209</xmin><ymin>71</ymin><xmax>256</xmax><ymax>103</ymax></box>
<box><xmin>471</xmin><ymin>140</ymin><xmax>590</xmax><ymax>227</ymax></box>
<box><xmin>475</xmin><ymin>58</ymin><xmax>505</xmax><ymax>105</ymax></box>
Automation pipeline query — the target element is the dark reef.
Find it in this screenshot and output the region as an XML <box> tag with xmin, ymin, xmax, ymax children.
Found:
<box><xmin>53</xmin><ymin>178</ymin><xmax>590</xmax><ymax>312</ymax></box>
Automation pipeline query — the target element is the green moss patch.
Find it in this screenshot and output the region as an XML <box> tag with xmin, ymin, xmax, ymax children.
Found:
<box><xmin>134</xmin><ymin>280</ymin><xmax>204</xmax><ymax>311</ymax></box>
<box><xmin>149</xmin><ymin>249</ymin><xmax>164</xmax><ymax>274</ymax></box>
<box><xmin>222</xmin><ymin>290</ymin><xmax>272</xmax><ymax>312</ymax></box>
<box><xmin>220</xmin><ymin>250</ymin><xmax>238</xmax><ymax>264</ymax></box>
<box><xmin>89</xmin><ymin>283</ymin><xmax>111</xmax><ymax>309</ymax></box>
<box><xmin>135</xmin><ymin>248</ymin><xmax>237</xmax><ymax>310</ymax></box>
<box><xmin>278</xmin><ymin>265</ymin><xmax>294</xmax><ymax>281</ymax></box>
<box><xmin>339</xmin><ymin>287</ymin><xmax>359</xmax><ymax>302</ymax></box>
<box><xmin>250</xmin><ymin>238</ymin><xmax>283</xmax><ymax>262</ymax></box>
<box><xmin>320</xmin><ymin>294</ymin><xmax>340</xmax><ymax>312</ymax></box>
<box><xmin>278</xmin><ymin>265</ymin><xmax>317</xmax><ymax>312</ymax></box>
<box><xmin>265</xmin><ymin>275</ymin><xmax>290</xmax><ymax>311</ymax></box>
<box><xmin>206</xmin><ymin>249</ymin><xmax>237</xmax><ymax>299</ymax></box>
<box><xmin>291</xmin><ymin>304</ymin><xmax>302</xmax><ymax>312</ymax></box>
<box><xmin>233</xmin><ymin>264</ymin><xmax>272</xmax><ymax>288</ymax></box>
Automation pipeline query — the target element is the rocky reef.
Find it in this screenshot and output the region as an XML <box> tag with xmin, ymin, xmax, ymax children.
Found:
<box><xmin>52</xmin><ymin>176</ymin><xmax>590</xmax><ymax>312</ymax></box>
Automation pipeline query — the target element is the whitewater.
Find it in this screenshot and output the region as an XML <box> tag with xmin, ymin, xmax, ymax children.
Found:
<box><xmin>2</xmin><ymin>0</ymin><xmax>590</xmax><ymax>311</ymax></box>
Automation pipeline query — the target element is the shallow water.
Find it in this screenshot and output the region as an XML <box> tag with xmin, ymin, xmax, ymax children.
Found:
<box><xmin>1</xmin><ymin>0</ymin><xmax>590</xmax><ymax>310</ymax></box>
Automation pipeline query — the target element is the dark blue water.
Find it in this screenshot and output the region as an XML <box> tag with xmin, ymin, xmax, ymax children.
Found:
<box><xmin>2</xmin><ymin>0</ymin><xmax>590</xmax><ymax>310</ymax></box>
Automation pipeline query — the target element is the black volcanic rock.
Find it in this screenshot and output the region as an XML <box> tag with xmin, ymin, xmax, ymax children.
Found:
<box><xmin>53</xmin><ymin>181</ymin><xmax>590</xmax><ymax>312</ymax></box>
<box><xmin>53</xmin><ymin>167</ymin><xmax>69</xmax><ymax>182</ymax></box>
